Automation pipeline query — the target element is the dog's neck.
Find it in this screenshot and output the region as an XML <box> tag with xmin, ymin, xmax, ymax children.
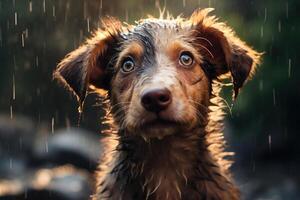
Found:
<box><xmin>112</xmin><ymin>125</ymin><xmax>239</xmax><ymax>200</ymax></box>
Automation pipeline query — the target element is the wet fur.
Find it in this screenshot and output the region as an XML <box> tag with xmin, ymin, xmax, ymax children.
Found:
<box><xmin>54</xmin><ymin>8</ymin><xmax>261</xmax><ymax>200</ymax></box>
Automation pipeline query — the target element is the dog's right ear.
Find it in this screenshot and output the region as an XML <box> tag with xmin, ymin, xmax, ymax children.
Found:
<box><xmin>53</xmin><ymin>18</ymin><xmax>123</xmax><ymax>106</ymax></box>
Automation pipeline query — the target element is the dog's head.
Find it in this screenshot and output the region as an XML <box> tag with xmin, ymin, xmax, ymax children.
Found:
<box><xmin>54</xmin><ymin>9</ymin><xmax>261</xmax><ymax>139</ymax></box>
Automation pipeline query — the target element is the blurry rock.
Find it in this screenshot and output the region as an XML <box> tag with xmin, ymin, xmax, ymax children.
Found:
<box><xmin>33</xmin><ymin>128</ymin><xmax>102</xmax><ymax>171</ymax></box>
<box><xmin>0</xmin><ymin>165</ymin><xmax>92</xmax><ymax>200</ymax></box>
<box><xmin>0</xmin><ymin>115</ymin><xmax>36</xmax><ymax>178</ymax></box>
<box><xmin>239</xmin><ymin>164</ymin><xmax>300</xmax><ymax>200</ymax></box>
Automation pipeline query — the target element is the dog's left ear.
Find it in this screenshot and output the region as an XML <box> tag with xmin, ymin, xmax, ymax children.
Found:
<box><xmin>53</xmin><ymin>18</ymin><xmax>123</xmax><ymax>106</ymax></box>
<box><xmin>190</xmin><ymin>8</ymin><xmax>262</xmax><ymax>98</ymax></box>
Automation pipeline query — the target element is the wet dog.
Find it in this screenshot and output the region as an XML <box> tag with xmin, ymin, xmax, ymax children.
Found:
<box><xmin>54</xmin><ymin>8</ymin><xmax>261</xmax><ymax>200</ymax></box>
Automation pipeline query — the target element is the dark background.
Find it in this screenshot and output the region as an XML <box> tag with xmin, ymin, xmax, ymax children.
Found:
<box><xmin>0</xmin><ymin>0</ymin><xmax>299</xmax><ymax>199</ymax></box>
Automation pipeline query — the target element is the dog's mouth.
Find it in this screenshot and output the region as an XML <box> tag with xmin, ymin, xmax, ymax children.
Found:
<box><xmin>139</xmin><ymin>118</ymin><xmax>181</xmax><ymax>129</ymax></box>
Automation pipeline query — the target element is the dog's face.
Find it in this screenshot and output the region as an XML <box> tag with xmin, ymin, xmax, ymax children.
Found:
<box><xmin>54</xmin><ymin>9</ymin><xmax>261</xmax><ymax>139</ymax></box>
<box><xmin>110</xmin><ymin>21</ymin><xmax>210</xmax><ymax>138</ymax></box>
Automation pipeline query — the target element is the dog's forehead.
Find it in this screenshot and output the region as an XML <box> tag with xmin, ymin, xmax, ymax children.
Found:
<box><xmin>122</xmin><ymin>19</ymin><xmax>190</xmax><ymax>49</ymax></box>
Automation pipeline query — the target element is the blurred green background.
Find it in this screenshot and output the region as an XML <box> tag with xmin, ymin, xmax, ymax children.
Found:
<box><xmin>0</xmin><ymin>0</ymin><xmax>299</xmax><ymax>199</ymax></box>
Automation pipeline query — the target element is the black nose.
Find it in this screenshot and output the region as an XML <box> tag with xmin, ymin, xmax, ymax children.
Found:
<box><xmin>141</xmin><ymin>88</ymin><xmax>172</xmax><ymax>112</ymax></box>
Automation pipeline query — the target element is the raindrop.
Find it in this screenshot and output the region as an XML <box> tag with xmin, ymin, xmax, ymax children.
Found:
<box><xmin>65</xmin><ymin>117</ymin><xmax>71</xmax><ymax>129</ymax></box>
<box><xmin>10</xmin><ymin>105</ymin><xmax>13</xmax><ymax>119</ymax></box>
<box><xmin>83</xmin><ymin>0</ymin><xmax>87</xmax><ymax>19</ymax></box>
<box><xmin>21</xmin><ymin>32</ymin><xmax>25</xmax><ymax>47</ymax></box>
<box><xmin>29</xmin><ymin>0</ymin><xmax>32</xmax><ymax>13</ymax></box>
<box><xmin>52</xmin><ymin>5</ymin><xmax>56</xmax><ymax>18</ymax></box>
<box><xmin>208</xmin><ymin>0</ymin><xmax>211</xmax><ymax>7</ymax></box>
<box><xmin>259</xmin><ymin>80</ymin><xmax>264</xmax><ymax>91</ymax></box>
<box><xmin>79</xmin><ymin>29</ymin><xmax>84</xmax><ymax>42</ymax></box>
<box><xmin>264</xmin><ymin>8</ymin><xmax>267</xmax><ymax>22</ymax></box>
<box><xmin>65</xmin><ymin>1</ymin><xmax>70</xmax><ymax>23</ymax></box>
<box><xmin>125</xmin><ymin>9</ymin><xmax>129</xmax><ymax>22</ymax></box>
<box><xmin>278</xmin><ymin>20</ymin><xmax>281</xmax><ymax>32</ymax></box>
<box><xmin>25</xmin><ymin>28</ymin><xmax>28</xmax><ymax>38</ymax></box>
<box><xmin>87</xmin><ymin>18</ymin><xmax>90</xmax><ymax>32</ymax></box>
<box><xmin>198</xmin><ymin>0</ymin><xmax>201</xmax><ymax>6</ymax></box>
<box><xmin>288</xmin><ymin>58</ymin><xmax>291</xmax><ymax>78</ymax></box>
<box><xmin>13</xmin><ymin>55</ymin><xmax>16</xmax><ymax>69</ymax></box>
<box><xmin>272</xmin><ymin>88</ymin><xmax>276</xmax><ymax>106</ymax></box>
<box><xmin>45</xmin><ymin>141</ymin><xmax>48</xmax><ymax>153</ymax></box>
<box><xmin>12</xmin><ymin>73</ymin><xmax>16</xmax><ymax>100</ymax></box>
<box><xmin>100</xmin><ymin>0</ymin><xmax>103</xmax><ymax>9</ymax></box>
<box><xmin>260</xmin><ymin>25</ymin><xmax>264</xmax><ymax>38</ymax></box>
<box><xmin>36</xmin><ymin>56</ymin><xmax>39</xmax><ymax>67</ymax></box>
<box><xmin>14</xmin><ymin>12</ymin><xmax>18</xmax><ymax>26</ymax></box>
<box><xmin>43</xmin><ymin>0</ymin><xmax>46</xmax><ymax>13</ymax></box>
<box><xmin>36</xmin><ymin>87</ymin><xmax>40</xmax><ymax>96</ymax></box>
<box><xmin>9</xmin><ymin>158</ymin><xmax>13</xmax><ymax>169</ymax></box>
<box><xmin>51</xmin><ymin>117</ymin><xmax>55</xmax><ymax>134</ymax></box>
<box><xmin>268</xmin><ymin>134</ymin><xmax>272</xmax><ymax>153</ymax></box>
<box><xmin>183</xmin><ymin>0</ymin><xmax>186</xmax><ymax>7</ymax></box>
<box><xmin>7</xmin><ymin>19</ymin><xmax>10</xmax><ymax>30</ymax></box>
<box><xmin>0</xmin><ymin>27</ymin><xmax>2</xmax><ymax>47</ymax></box>
<box><xmin>286</xmin><ymin>2</ymin><xmax>289</xmax><ymax>19</ymax></box>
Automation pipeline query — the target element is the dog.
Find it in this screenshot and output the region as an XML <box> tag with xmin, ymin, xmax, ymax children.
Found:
<box><xmin>54</xmin><ymin>8</ymin><xmax>261</xmax><ymax>200</ymax></box>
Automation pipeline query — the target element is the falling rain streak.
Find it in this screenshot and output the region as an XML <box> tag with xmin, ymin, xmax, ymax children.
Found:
<box><xmin>264</xmin><ymin>8</ymin><xmax>267</xmax><ymax>22</ymax></box>
<box><xmin>12</xmin><ymin>74</ymin><xmax>16</xmax><ymax>100</ymax></box>
<box><xmin>87</xmin><ymin>18</ymin><xmax>90</xmax><ymax>32</ymax></box>
<box><xmin>51</xmin><ymin>117</ymin><xmax>55</xmax><ymax>134</ymax></box>
<box><xmin>36</xmin><ymin>56</ymin><xmax>39</xmax><ymax>67</ymax></box>
<box><xmin>43</xmin><ymin>0</ymin><xmax>46</xmax><ymax>13</ymax></box>
<box><xmin>288</xmin><ymin>59</ymin><xmax>292</xmax><ymax>78</ymax></box>
<box><xmin>268</xmin><ymin>134</ymin><xmax>272</xmax><ymax>153</ymax></box>
<box><xmin>125</xmin><ymin>9</ymin><xmax>129</xmax><ymax>22</ymax></box>
<box><xmin>29</xmin><ymin>1</ymin><xmax>32</xmax><ymax>12</ymax></box>
<box><xmin>52</xmin><ymin>5</ymin><xmax>56</xmax><ymax>18</ymax></box>
<box><xmin>10</xmin><ymin>158</ymin><xmax>13</xmax><ymax>169</ymax></box>
<box><xmin>273</xmin><ymin>89</ymin><xmax>276</xmax><ymax>106</ymax></box>
<box><xmin>21</xmin><ymin>32</ymin><xmax>25</xmax><ymax>47</ymax></box>
<box><xmin>286</xmin><ymin>2</ymin><xmax>289</xmax><ymax>18</ymax></box>
<box><xmin>10</xmin><ymin>105</ymin><xmax>13</xmax><ymax>119</ymax></box>
<box><xmin>14</xmin><ymin>12</ymin><xmax>18</xmax><ymax>25</ymax></box>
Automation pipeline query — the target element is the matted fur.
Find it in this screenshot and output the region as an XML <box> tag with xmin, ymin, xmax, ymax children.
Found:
<box><xmin>54</xmin><ymin>8</ymin><xmax>261</xmax><ymax>200</ymax></box>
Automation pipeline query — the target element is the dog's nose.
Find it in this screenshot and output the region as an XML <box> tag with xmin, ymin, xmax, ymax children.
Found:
<box><xmin>141</xmin><ymin>88</ymin><xmax>172</xmax><ymax>112</ymax></box>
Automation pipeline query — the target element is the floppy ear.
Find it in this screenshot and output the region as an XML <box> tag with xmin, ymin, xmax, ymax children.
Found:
<box><xmin>190</xmin><ymin>8</ymin><xmax>262</xmax><ymax>98</ymax></box>
<box><xmin>53</xmin><ymin>18</ymin><xmax>123</xmax><ymax>106</ymax></box>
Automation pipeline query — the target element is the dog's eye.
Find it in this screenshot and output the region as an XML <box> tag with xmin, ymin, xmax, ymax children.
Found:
<box><xmin>179</xmin><ymin>51</ymin><xmax>194</xmax><ymax>67</ymax></box>
<box><xmin>121</xmin><ymin>57</ymin><xmax>135</xmax><ymax>73</ymax></box>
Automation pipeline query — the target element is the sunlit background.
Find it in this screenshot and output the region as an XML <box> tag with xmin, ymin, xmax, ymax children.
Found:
<box><xmin>0</xmin><ymin>0</ymin><xmax>299</xmax><ymax>199</ymax></box>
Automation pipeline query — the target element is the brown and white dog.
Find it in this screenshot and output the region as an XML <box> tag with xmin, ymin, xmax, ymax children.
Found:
<box><xmin>54</xmin><ymin>8</ymin><xmax>261</xmax><ymax>200</ymax></box>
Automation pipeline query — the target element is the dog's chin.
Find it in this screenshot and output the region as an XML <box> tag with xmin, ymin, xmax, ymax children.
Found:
<box><xmin>132</xmin><ymin>119</ymin><xmax>184</xmax><ymax>140</ymax></box>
